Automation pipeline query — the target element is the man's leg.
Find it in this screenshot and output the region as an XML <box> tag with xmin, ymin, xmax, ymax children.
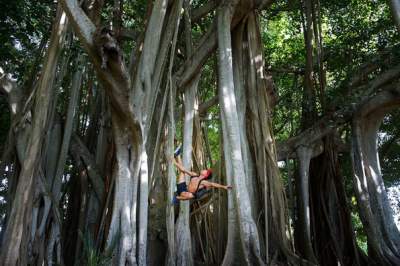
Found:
<box><xmin>178</xmin><ymin>171</ymin><xmax>185</xmax><ymax>183</ymax></box>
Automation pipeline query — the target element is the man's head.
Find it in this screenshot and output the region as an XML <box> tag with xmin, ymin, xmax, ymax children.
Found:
<box><xmin>200</xmin><ymin>168</ymin><xmax>213</xmax><ymax>179</ymax></box>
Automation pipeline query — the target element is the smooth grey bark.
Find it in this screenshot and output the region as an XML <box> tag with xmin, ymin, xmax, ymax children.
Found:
<box><xmin>241</xmin><ymin>12</ymin><xmax>300</xmax><ymax>265</ymax></box>
<box><xmin>231</xmin><ymin>20</ymin><xmax>258</xmax><ymax>215</ymax></box>
<box><xmin>176</xmin><ymin>0</ymin><xmax>268</xmax><ymax>91</ymax></box>
<box><xmin>0</xmin><ymin>6</ymin><xmax>69</xmax><ymax>265</ymax></box>
<box><xmin>174</xmin><ymin>3</ymin><xmax>201</xmax><ymax>265</ymax></box>
<box><xmin>61</xmin><ymin>0</ymin><xmax>141</xmax><ymax>260</ymax></box>
<box><xmin>295</xmin><ymin>146</ymin><xmax>317</xmax><ymax>263</ymax></box>
<box><xmin>60</xmin><ymin>0</ymin><xmax>170</xmax><ymax>263</ymax></box>
<box><xmin>221</xmin><ymin>110</ymin><xmax>246</xmax><ymax>266</ymax></box>
<box><xmin>217</xmin><ymin>2</ymin><xmax>264</xmax><ymax>265</ymax></box>
<box><xmin>107</xmin><ymin>113</ymin><xmax>138</xmax><ymax>265</ymax></box>
<box><xmin>135</xmin><ymin>1</ymin><xmax>185</xmax><ymax>264</ymax></box>
<box><xmin>164</xmin><ymin>3</ymin><xmax>184</xmax><ymax>264</ymax></box>
<box><xmin>351</xmin><ymin>86</ymin><xmax>400</xmax><ymax>265</ymax></box>
<box><xmin>175</xmin><ymin>74</ymin><xmax>201</xmax><ymax>266</ymax></box>
<box><xmin>166</xmin><ymin>84</ymin><xmax>177</xmax><ymax>266</ymax></box>
<box><xmin>147</xmin><ymin>0</ymin><xmax>184</xmax><ymax>183</ymax></box>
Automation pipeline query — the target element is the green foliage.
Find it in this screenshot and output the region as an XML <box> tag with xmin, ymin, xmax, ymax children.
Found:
<box><xmin>262</xmin><ymin>0</ymin><xmax>400</xmax><ymax>255</ymax></box>
<box><xmin>261</xmin><ymin>0</ymin><xmax>399</xmax><ymax>141</ymax></box>
<box><xmin>0</xmin><ymin>0</ymin><xmax>55</xmax><ymax>78</ymax></box>
<box><xmin>198</xmin><ymin>56</ymin><xmax>220</xmax><ymax>163</ymax></box>
<box><xmin>79</xmin><ymin>230</ymin><xmax>119</xmax><ymax>266</ymax></box>
<box><xmin>351</xmin><ymin>208</ymin><xmax>368</xmax><ymax>254</ymax></box>
<box><xmin>379</xmin><ymin>110</ymin><xmax>400</xmax><ymax>185</ymax></box>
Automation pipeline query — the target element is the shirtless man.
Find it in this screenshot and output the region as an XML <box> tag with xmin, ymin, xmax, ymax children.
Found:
<box><xmin>173</xmin><ymin>156</ymin><xmax>232</xmax><ymax>202</ymax></box>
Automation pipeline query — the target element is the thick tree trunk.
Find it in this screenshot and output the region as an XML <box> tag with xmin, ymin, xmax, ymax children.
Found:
<box><xmin>0</xmin><ymin>6</ymin><xmax>69</xmax><ymax>265</ymax></box>
<box><xmin>231</xmin><ymin>20</ymin><xmax>258</xmax><ymax>216</ymax></box>
<box><xmin>217</xmin><ymin>2</ymin><xmax>264</xmax><ymax>265</ymax></box>
<box><xmin>175</xmin><ymin>74</ymin><xmax>201</xmax><ymax>266</ymax></box>
<box><xmin>220</xmin><ymin>110</ymin><xmax>246</xmax><ymax>266</ymax></box>
<box><xmin>108</xmin><ymin>114</ymin><xmax>140</xmax><ymax>266</ymax></box>
<box><xmin>228</xmin><ymin>10</ymin><xmax>299</xmax><ymax>265</ymax></box>
<box><xmin>60</xmin><ymin>0</ymin><xmax>175</xmax><ymax>264</ymax></box>
<box><xmin>350</xmin><ymin>86</ymin><xmax>400</xmax><ymax>265</ymax></box>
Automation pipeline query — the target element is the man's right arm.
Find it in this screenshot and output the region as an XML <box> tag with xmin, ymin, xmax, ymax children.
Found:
<box><xmin>173</xmin><ymin>158</ymin><xmax>198</xmax><ymax>176</ymax></box>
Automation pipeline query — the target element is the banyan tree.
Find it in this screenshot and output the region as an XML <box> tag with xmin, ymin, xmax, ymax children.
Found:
<box><xmin>1</xmin><ymin>0</ymin><xmax>400</xmax><ymax>265</ymax></box>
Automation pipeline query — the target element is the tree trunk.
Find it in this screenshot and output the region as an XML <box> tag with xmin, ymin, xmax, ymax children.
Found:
<box><xmin>309</xmin><ymin>135</ymin><xmax>364</xmax><ymax>266</ymax></box>
<box><xmin>350</xmin><ymin>86</ymin><xmax>400</xmax><ymax>265</ymax></box>
<box><xmin>166</xmin><ymin>82</ymin><xmax>177</xmax><ymax>266</ymax></box>
<box><xmin>217</xmin><ymin>2</ymin><xmax>264</xmax><ymax>264</ymax></box>
<box><xmin>220</xmin><ymin>110</ymin><xmax>246</xmax><ymax>266</ymax></box>
<box><xmin>241</xmin><ymin>12</ymin><xmax>299</xmax><ymax>264</ymax></box>
<box><xmin>0</xmin><ymin>6</ymin><xmax>69</xmax><ymax>265</ymax></box>
<box><xmin>300</xmin><ymin>0</ymin><xmax>317</xmax><ymax>128</ymax></box>
<box><xmin>295</xmin><ymin>145</ymin><xmax>318</xmax><ymax>264</ymax></box>
<box><xmin>175</xmin><ymin>74</ymin><xmax>201</xmax><ymax>266</ymax></box>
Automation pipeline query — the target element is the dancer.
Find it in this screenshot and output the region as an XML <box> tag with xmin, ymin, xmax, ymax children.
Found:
<box><xmin>172</xmin><ymin>155</ymin><xmax>231</xmax><ymax>203</ymax></box>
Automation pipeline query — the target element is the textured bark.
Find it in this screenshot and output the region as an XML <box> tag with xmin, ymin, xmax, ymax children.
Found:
<box><xmin>231</xmin><ymin>20</ymin><xmax>258</xmax><ymax>215</ymax></box>
<box><xmin>176</xmin><ymin>0</ymin><xmax>269</xmax><ymax>91</ymax></box>
<box><xmin>165</xmin><ymin>2</ymin><xmax>184</xmax><ymax>264</ymax></box>
<box><xmin>217</xmin><ymin>2</ymin><xmax>264</xmax><ymax>264</ymax></box>
<box><xmin>30</xmin><ymin>119</ymin><xmax>62</xmax><ymax>265</ymax></box>
<box><xmin>166</xmin><ymin>84</ymin><xmax>177</xmax><ymax>266</ymax></box>
<box><xmin>309</xmin><ymin>135</ymin><xmax>364</xmax><ymax>266</ymax></box>
<box><xmin>0</xmin><ymin>6</ymin><xmax>68</xmax><ymax>265</ymax></box>
<box><xmin>60</xmin><ymin>0</ymin><xmax>173</xmax><ymax>264</ymax></box>
<box><xmin>40</xmin><ymin>58</ymin><xmax>83</xmax><ymax>265</ymax></box>
<box><xmin>220</xmin><ymin>110</ymin><xmax>246</xmax><ymax>266</ymax></box>
<box><xmin>350</xmin><ymin>86</ymin><xmax>400</xmax><ymax>265</ymax></box>
<box><xmin>175</xmin><ymin>74</ymin><xmax>201</xmax><ymax>266</ymax></box>
<box><xmin>174</xmin><ymin>2</ymin><xmax>199</xmax><ymax>264</ymax></box>
<box><xmin>240</xmin><ymin>12</ymin><xmax>300</xmax><ymax>265</ymax></box>
<box><xmin>107</xmin><ymin>113</ymin><xmax>139</xmax><ymax>265</ymax></box>
<box><xmin>61</xmin><ymin>0</ymin><xmax>141</xmax><ymax>261</ymax></box>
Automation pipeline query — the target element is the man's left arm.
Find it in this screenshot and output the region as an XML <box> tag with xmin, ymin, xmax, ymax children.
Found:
<box><xmin>202</xmin><ymin>181</ymin><xmax>232</xmax><ymax>190</ymax></box>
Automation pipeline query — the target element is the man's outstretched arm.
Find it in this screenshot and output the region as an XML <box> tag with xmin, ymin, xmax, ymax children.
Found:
<box><xmin>202</xmin><ymin>180</ymin><xmax>232</xmax><ymax>190</ymax></box>
<box><xmin>173</xmin><ymin>157</ymin><xmax>198</xmax><ymax>176</ymax></box>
